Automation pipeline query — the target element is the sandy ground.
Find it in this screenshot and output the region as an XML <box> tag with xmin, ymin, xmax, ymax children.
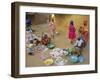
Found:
<box><xmin>26</xmin><ymin>23</ymin><xmax>89</xmax><ymax>67</ymax></box>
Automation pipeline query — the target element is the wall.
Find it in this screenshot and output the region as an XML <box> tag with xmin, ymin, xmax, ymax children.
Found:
<box><xmin>27</xmin><ymin>13</ymin><xmax>49</xmax><ymax>25</ymax></box>
<box><xmin>0</xmin><ymin>0</ymin><xmax>99</xmax><ymax>80</ymax></box>
<box><xmin>55</xmin><ymin>14</ymin><xmax>89</xmax><ymax>32</ymax></box>
<box><xmin>27</xmin><ymin>13</ymin><xmax>89</xmax><ymax>32</ymax></box>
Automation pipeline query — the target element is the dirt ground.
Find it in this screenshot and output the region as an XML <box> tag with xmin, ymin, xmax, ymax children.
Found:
<box><xmin>26</xmin><ymin>23</ymin><xmax>89</xmax><ymax>67</ymax></box>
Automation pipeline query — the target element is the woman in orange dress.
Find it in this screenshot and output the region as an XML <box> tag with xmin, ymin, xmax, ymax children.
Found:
<box><xmin>82</xmin><ymin>20</ymin><xmax>89</xmax><ymax>43</ymax></box>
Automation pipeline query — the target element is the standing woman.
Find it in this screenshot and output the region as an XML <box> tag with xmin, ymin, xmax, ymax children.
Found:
<box><xmin>48</xmin><ymin>19</ymin><xmax>56</xmax><ymax>39</ymax></box>
<box><xmin>68</xmin><ymin>20</ymin><xmax>76</xmax><ymax>43</ymax></box>
<box><xmin>82</xmin><ymin>20</ymin><xmax>89</xmax><ymax>44</ymax></box>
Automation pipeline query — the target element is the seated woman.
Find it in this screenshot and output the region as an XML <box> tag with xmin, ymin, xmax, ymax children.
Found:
<box><xmin>41</xmin><ymin>33</ymin><xmax>51</xmax><ymax>46</ymax></box>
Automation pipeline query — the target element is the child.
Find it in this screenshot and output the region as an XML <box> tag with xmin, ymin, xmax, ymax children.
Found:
<box><xmin>68</xmin><ymin>20</ymin><xmax>76</xmax><ymax>43</ymax></box>
<box><xmin>78</xmin><ymin>26</ymin><xmax>83</xmax><ymax>36</ymax></box>
<box><xmin>27</xmin><ymin>41</ymin><xmax>34</xmax><ymax>55</ymax></box>
<box><xmin>48</xmin><ymin>19</ymin><xmax>56</xmax><ymax>39</ymax></box>
<box><xmin>74</xmin><ymin>37</ymin><xmax>85</xmax><ymax>55</ymax></box>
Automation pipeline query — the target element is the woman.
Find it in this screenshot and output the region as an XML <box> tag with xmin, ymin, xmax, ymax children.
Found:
<box><xmin>82</xmin><ymin>20</ymin><xmax>89</xmax><ymax>43</ymax></box>
<box><xmin>48</xmin><ymin>19</ymin><xmax>56</xmax><ymax>39</ymax></box>
<box><xmin>41</xmin><ymin>33</ymin><xmax>51</xmax><ymax>46</ymax></box>
<box><xmin>68</xmin><ymin>20</ymin><xmax>76</xmax><ymax>43</ymax></box>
